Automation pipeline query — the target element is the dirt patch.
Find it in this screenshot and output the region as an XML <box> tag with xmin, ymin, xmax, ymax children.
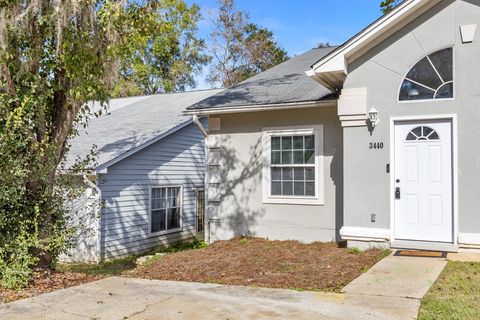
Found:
<box><xmin>0</xmin><ymin>269</ymin><xmax>102</xmax><ymax>303</ymax></box>
<box><xmin>131</xmin><ymin>238</ymin><xmax>388</xmax><ymax>292</ymax></box>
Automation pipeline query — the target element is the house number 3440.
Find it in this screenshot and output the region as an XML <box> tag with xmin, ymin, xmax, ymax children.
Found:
<box><xmin>369</xmin><ymin>142</ymin><xmax>384</xmax><ymax>150</ymax></box>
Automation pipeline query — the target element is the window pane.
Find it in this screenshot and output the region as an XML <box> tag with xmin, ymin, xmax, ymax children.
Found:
<box><xmin>435</xmin><ymin>82</ymin><xmax>453</xmax><ymax>99</ymax></box>
<box><xmin>293</xmin><ymin>136</ymin><xmax>304</xmax><ymax>149</ymax></box>
<box><xmin>281</xmin><ymin>136</ymin><xmax>292</xmax><ymax>150</ymax></box>
<box><xmin>412</xmin><ymin>126</ymin><xmax>422</xmax><ymax>137</ymax></box>
<box><xmin>399</xmin><ymin>80</ymin><xmax>435</xmax><ymax>101</ymax></box>
<box><xmin>406</xmin><ymin>132</ymin><xmax>417</xmax><ymax>141</ymax></box>
<box><xmin>172</xmin><ymin>188</ymin><xmax>180</xmax><ymax>207</ymax></box>
<box><xmin>294</xmin><ymin>182</ymin><xmax>305</xmax><ymax>196</ymax></box>
<box><xmin>151</xmin><ymin>209</ymin><xmax>166</xmax><ymax>233</ymax></box>
<box><xmin>281</xmin><ymin>151</ymin><xmax>292</xmax><ymax>164</ymax></box>
<box><xmin>282</xmin><ymin>167</ymin><xmax>293</xmax><ymax>181</ymax></box>
<box><xmin>406</xmin><ymin>56</ymin><xmax>442</xmax><ymax>89</ymax></box>
<box><xmin>294</xmin><ymin>168</ymin><xmax>305</xmax><ymax>180</ymax></box>
<box><xmin>306</xmin><ymin>182</ymin><xmax>315</xmax><ymax>196</ymax></box>
<box><xmin>429</xmin><ymin>131</ymin><xmax>440</xmax><ymax>140</ymax></box>
<box><xmin>161</xmin><ymin>188</ymin><xmax>167</xmax><ymax>208</ymax></box>
<box><xmin>167</xmin><ymin>208</ymin><xmax>181</xmax><ymax>230</ymax></box>
<box><xmin>306</xmin><ymin>168</ymin><xmax>315</xmax><ymax>180</ymax></box>
<box><xmin>423</xmin><ymin>126</ymin><xmax>433</xmax><ymax>137</ymax></box>
<box><xmin>271</xmin><ymin>151</ymin><xmax>281</xmax><ymax>164</ymax></box>
<box><xmin>166</xmin><ymin>192</ymin><xmax>174</xmax><ymax>208</ymax></box>
<box><xmin>293</xmin><ymin>151</ymin><xmax>304</xmax><ymax>164</ymax></box>
<box><xmin>428</xmin><ymin>48</ymin><xmax>453</xmax><ymax>82</ymax></box>
<box><xmin>305</xmin><ymin>150</ymin><xmax>315</xmax><ymax>164</ymax></box>
<box><xmin>271</xmin><ymin>182</ymin><xmax>282</xmax><ymax>195</ymax></box>
<box><xmin>282</xmin><ymin>181</ymin><xmax>293</xmax><ymax>195</ymax></box>
<box><xmin>271</xmin><ymin>137</ymin><xmax>281</xmax><ymax>150</ymax></box>
<box><xmin>305</xmin><ymin>135</ymin><xmax>315</xmax><ymax>149</ymax></box>
<box><xmin>271</xmin><ymin>167</ymin><xmax>281</xmax><ymax>180</ymax></box>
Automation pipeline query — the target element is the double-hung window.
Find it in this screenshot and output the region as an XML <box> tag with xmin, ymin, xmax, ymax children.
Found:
<box><xmin>263</xmin><ymin>125</ymin><xmax>324</xmax><ymax>205</ymax></box>
<box><xmin>150</xmin><ymin>186</ymin><xmax>182</xmax><ymax>235</ymax></box>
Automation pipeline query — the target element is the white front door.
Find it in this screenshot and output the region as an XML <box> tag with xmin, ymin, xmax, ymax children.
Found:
<box><xmin>394</xmin><ymin>120</ymin><xmax>453</xmax><ymax>243</ymax></box>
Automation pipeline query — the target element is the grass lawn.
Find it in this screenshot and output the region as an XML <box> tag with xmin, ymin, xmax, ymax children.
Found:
<box><xmin>131</xmin><ymin>237</ymin><xmax>390</xmax><ymax>292</ymax></box>
<box><xmin>418</xmin><ymin>261</ymin><xmax>480</xmax><ymax>320</ymax></box>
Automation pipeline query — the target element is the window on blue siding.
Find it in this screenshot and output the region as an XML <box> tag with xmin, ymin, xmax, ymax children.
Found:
<box><xmin>151</xmin><ymin>187</ymin><xmax>181</xmax><ymax>234</ymax></box>
<box><xmin>399</xmin><ymin>48</ymin><xmax>453</xmax><ymax>101</ymax></box>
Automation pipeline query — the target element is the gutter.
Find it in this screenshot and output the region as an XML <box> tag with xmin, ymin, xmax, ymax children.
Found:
<box><xmin>82</xmin><ymin>174</ymin><xmax>102</xmax><ymax>263</ymax></box>
<box><xmin>184</xmin><ymin>99</ymin><xmax>337</xmax><ymax>116</ymax></box>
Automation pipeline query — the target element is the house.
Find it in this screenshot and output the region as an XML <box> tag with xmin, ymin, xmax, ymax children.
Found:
<box><xmin>62</xmin><ymin>89</ymin><xmax>221</xmax><ymax>263</ymax></box>
<box><xmin>185</xmin><ymin>0</ymin><xmax>480</xmax><ymax>252</ymax></box>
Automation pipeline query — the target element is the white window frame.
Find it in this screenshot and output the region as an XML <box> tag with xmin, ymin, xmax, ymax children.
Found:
<box><xmin>262</xmin><ymin>125</ymin><xmax>324</xmax><ymax>205</ymax></box>
<box><xmin>397</xmin><ymin>47</ymin><xmax>455</xmax><ymax>103</ymax></box>
<box><xmin>148</xmin><ymin>185</ymin><xmax>183</xmax><ymax>237</ymax></box>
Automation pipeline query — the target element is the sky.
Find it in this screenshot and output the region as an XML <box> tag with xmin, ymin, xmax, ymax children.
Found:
<box><xmin>185</xmin><ymin>0</ymin><xmax>384</xmax><ymax>88</ymax></box>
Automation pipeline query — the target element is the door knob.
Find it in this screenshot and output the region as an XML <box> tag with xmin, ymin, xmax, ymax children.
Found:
<box><xmin>395</xmin><ymin>187</ymin><xmax>401</xmax><ymax>199</ymax></box>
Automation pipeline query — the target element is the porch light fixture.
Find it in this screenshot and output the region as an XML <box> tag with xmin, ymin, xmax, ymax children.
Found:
<box><xmin>368</xmin><ymin>106</ymin><xmax>379</xmax><ymax>128</ymax></box>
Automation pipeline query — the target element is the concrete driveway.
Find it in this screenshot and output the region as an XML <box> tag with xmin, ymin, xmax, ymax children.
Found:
<box><xmin>0</xmin><ymin>254</ymin><xmax>446</xmax><ymax>320</ymax></box>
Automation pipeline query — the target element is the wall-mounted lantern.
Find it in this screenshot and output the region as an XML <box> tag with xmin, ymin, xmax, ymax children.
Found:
<box><xmin>368</xmin><ymin>106</ymin><xmax>379</xmax><ymax>128</ymax></box>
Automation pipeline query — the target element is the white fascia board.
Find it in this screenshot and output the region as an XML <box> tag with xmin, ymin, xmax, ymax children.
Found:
<box><xmin>309</xmin><ymin>0</ymin><xmax>440</xmax><ymax>85</ymax></box>
<box><xmin>183</xmin><ymin>100</ymin><xmax>337</xmax><ymax>116</ymax></box>
<box><xmin>94</xmin><ymin>119</ymin><xmax>194</xmax><ymax>174</ymax></box>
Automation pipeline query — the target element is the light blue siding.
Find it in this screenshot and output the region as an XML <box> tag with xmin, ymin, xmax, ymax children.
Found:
<box><xmin>98</xmin><ymin>122</ymin><xmax>205</xmax><ymax>259</ymax></box>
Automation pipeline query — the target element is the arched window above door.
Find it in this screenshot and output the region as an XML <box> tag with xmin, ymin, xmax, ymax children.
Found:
<box><xmin>399</xmin><ymin>48</ymin><xmax>453</xmax><ymax>101</ymax></box>
<box><xmin>406</xmin><ymin>126</ymin><xmax>440</xmax><ymax>141</ymax></box>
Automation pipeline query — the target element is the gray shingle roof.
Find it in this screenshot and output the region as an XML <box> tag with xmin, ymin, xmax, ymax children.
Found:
<box><xmin>65</xmin><ymin>89</ymin><xmax>222</xmax><ymax>170</ymax></box>
<box><xmin>186</xmin><ymin>47</ymin><xmax>337</xmax><ymax>111</ymax></box>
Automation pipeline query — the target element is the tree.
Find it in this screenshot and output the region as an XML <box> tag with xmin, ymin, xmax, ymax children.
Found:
<box><xmin>380</xmin><ymin>0</ymin><xmax>401</xmax><ymax>14</ymax></box>
<box><xmin>0</xmin><ymin>0</ymin><xmax>181</xmax><ymax>289</ymax></box>
<box><xmin>207</xmin><ymin>0</ymin><xmax>288</xmax><ymax>88</ymax></box>
<box><xmin>113</xmin><ymin>0</ymin><xmax>210</xmax><ymax>96</ymax></box>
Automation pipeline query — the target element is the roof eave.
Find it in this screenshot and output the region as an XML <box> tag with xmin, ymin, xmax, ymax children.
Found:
<box><xmin>183</xmin><ymin>99</ymin><xmax>337</xmax><ymax>116</ymax></box>
<box><xmin>308</xmin><ymin>0</ymin><xmax>441</xmax><ymax>89</ymax></box>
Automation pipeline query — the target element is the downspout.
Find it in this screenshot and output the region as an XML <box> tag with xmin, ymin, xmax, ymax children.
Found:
<box><xmin>82</xmin><ymin>173</ymin><xmax>102</xmax><ymax>263</ymax></box>
<box><xmin>192</xmin><ymin>115</ymin><xmax>211</xmax><ymax>244</ymax></box>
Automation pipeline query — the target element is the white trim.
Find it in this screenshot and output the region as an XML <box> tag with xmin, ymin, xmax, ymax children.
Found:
<box><xmin>391</xmin><ymin>240</ymin><xmax>458</xmax><ymax>252</ymax></box>
<box><xmin>311</xmin><ymin>0</ymin><xmax>439</xmax><ymax>71</ymax></box>
<box><xmin>183</xmin><ymin>100</ymin><xmax>337</xmax><ymax>116</ymax></box>
<box><xmin>308</xmin><ymin>0</ymin><xmax>441</xmax><ymax>89</ymax></box>
<box><xmin>460</xmin><ymin>24</ymin><xmax>477</xmax><ymax>43</ymax></box>
<box><xmin>458</xmin><ymin>233</ymin><xmax>480</xmax><ymax>248</ymax></box>
<box><xmin>340</xmin><ymin>226</ymin><xmax>390</xmax><ymax>242</ymax></box>
<box><xmin>148</xmin><ymin>185</ymin><xmax>184</xmax><ymax>237</ymax></box>
<box><xmin>95</xmin><ymin>119</ymin><xmax>194</xmax><ymax>174</ymax></box>
<box><xmin>261</xmin><ymin>125</ymin><xmax>324</xmax><ymax>205</ymax></box>
<box><xmin>389</xmin><ymin>114</ymin><xmax>458</xmax><ymax>248</ymax></box>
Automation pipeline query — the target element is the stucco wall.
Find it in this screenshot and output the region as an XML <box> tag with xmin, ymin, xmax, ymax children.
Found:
<box><xmin>207</xmin><ymin>107</ymin><xmax>343</xmax><ymax>243</ymax></box>
<box><xmin>342</xmin><ymin>0</ymin><xmax>480</xmax><ymax>235</ymax></box>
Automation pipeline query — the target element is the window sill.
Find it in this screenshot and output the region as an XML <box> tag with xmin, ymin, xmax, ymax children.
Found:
<box><xmin>148</xmin><ymin>228</ymin><xmax>183</xmax><ymax>238</ymax></box>
<box><xmin>262</xmin><ymin>196</ymin><xmax>324</xmax><ymax>206</ymax></box>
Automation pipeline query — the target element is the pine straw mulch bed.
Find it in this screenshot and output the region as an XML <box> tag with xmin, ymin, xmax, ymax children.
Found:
<box><xmin>131</xmin><ymin>237</ymin><xmax>389</xmax><ymax>292</ymax></box>
<box><xmin>0</xmin><ymin>269</ymin><xmax>102</xmax><ymax>303</ymax></box>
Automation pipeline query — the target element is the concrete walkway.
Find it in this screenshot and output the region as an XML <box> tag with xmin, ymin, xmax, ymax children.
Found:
<box><xmin>0</xmin><ymin>254</ymin><xmax>446</xmax><ymax>320</ymax></box>
<box><xmin>343</xmin><ymin>254</ymin><xmax>447</xmax><ymax>300</ymax></box>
